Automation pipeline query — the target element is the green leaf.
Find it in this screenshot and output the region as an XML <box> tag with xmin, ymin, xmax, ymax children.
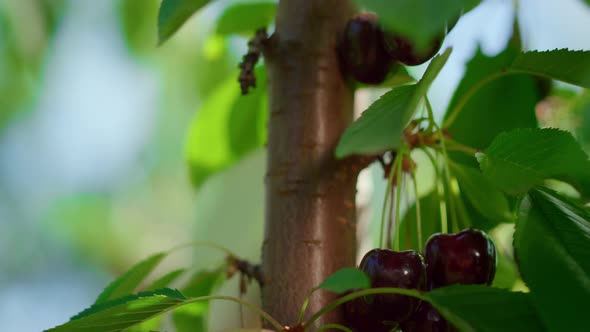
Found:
<box><xmin>450</xmin><ymin>162</ymin><xmax>512</xmax><ymax>224</ymax></box>
<box><xmin>336</xmin><ymin>85</ymin><xmax>416</xmax><ymax>158</ymax></box>
<box><xmin>186</xmin><ymin>68</ymin><xmax>267</xmax><ymax>188</ymax></box>
<box><xmin>335</xmin><ymin>50</ymin><xmax>451</xmax><ymax>158</ymax></box>
<box><xmin>356</xmin><ymin>0</ymin><xmax>479</xmax><ymax>49</ymax></box>
<box><xmin>444</xmin><ymin>46</ymin><xmax>539</xmax><ymax>165</ymax></box>
<box><xmin>425</xmin><ymin>285</ymin><xmax>545</xmax><ymax>332</ymax></box>
<box><xmin>95</xmin><ymin>252</ymin><xmax>167</xmax><ymax>304</ymax></box>
<box><xmin>216</xmin><ymin>1</ymin><xmax>276</xmax><ymax>35</ymax></box>
<box><xmin>173</xmin><ymin>268</ymin><xmax>226</xmax><ymax>332</ymax></box>
<box><xmin>511</xmin><ymin>49</ymin><xmax>590</xmax><ymax>89</ymax></box>
<box><xmin>478</xmin><ymin>128</ymin><xmax>590</xmax><ymax>197</ymax></box>
<box><xmin>515</xmin><ymin>188</ymin><xmax>590</xmax><ymax>331</ymax></box>
<box><xmin>45</xmin><ymin>289</ymin><xmax>187</xmax><ymax>332</ymax></box>
<box><xmin>118</xmin><ymin>0</ymin><xmax>160</xmax><ymax>54</ymax></box>
<box><xmin>158</xmin><ymin>0</ymin><xmax>211</xmax><ymax>44</ymax></box>
<box><xmin>146</xmin><ymin>268</ymin><xmax>186</xmax><ymax>291</ymax></box>
<box><xmin>317</xmin><ymin>268</ymin><xmax>370</xmax><ymax>294</ymax></box>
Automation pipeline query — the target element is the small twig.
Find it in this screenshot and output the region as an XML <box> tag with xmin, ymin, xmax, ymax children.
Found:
<box><xmin>226</xmin><ymin>256</ymin><xmax>266</xmax><ymax>290</ymax></box>
<box><xmin>239</xmin><ymin>28</ymin><xmax>269</xmax><ymax>95</ymax></box>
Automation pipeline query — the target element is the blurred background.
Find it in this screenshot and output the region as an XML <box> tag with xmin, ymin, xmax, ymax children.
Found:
<box><xmin>0</xmin><ymin>0</ymin><xmax>588</xmax><ymax>331</ymax></box>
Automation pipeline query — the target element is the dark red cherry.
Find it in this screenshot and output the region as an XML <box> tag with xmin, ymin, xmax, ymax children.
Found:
<box><xmin>359</xmin><ymin>249</ymin><xmax>427</xmax><ymax>323</ymax></box>
<box><xmin>401</xmin><ymin>302</ymin><xmax>455</xmax><ymax>332</ymax></box>
<box><xmin>425</xmin><ymin>229</ymin><xmax>497</xmax><ymax>289</ymax></box>
<box><xmin>382</xmin><ymin>32</ymin><xmax>443</xmax><ymax>66</ymax></box>
<box><xmin>344</xmin><ymin>296</ymin><xmax>398</xmax><ymax>332</ymax></box>
<box><xmin>338</xmin><ymin>13</ymin><xmax>393</xmax><ymax>84</ymax></box>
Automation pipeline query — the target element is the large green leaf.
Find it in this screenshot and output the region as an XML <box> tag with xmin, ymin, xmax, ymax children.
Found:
<box><xmin>511</xmin><ymin>49</ymin><xmax>590</xmax><ymax>89</ymax></box>
<box><xmin>444</xmin><ymin>46</ymin><xmax>539</xmax><ymax>165</ymax></box>
<box><xmin>95</xmin><ymin>252</ymin><xmax>167</xmax><ymax>304</ymax></box>
<box><xmin>356</xmin><ymin>0</ymin><xmax>479</xmax><ymax>49</ymax></box>
<box><xmin>186</xmin><ymin>68</ymin><xmax>267</xmax><ymax>188</ymax></box>
<box><xmin>335</xmin><ymin>50</ymin><xmax>451</xmax><ymax>158</ymax></box>
<box><xmin>450</xmin><ymin>162</ymin><xmax>512</xmax><ymax>224</ymax></box>
<box><xmin>478</xmin><ymin>128</ymin><xmax>590</xmax><ymax>197</ymax></box>
<box><xmin>425</xmin><ymin>285</ymin><xmax>545</xmax><ymax>332</ymax></box>
<box><xmin>515</xmin><ymin>188</ymin><xmax>590</xmax><ymax>331</ymax></box>
<box><xmin>216</xmin><ymin>1</ymin><xmax>276</xmax><ymax>35</ymax></box>
<box><xmin>45</xmin><ymin>289</ymin><xmax>187</xmax><ymax>332</ymax></box>
<box><xmin>317</xmin><ymin>268</ymin><xmax>370</xmax><ymax>294</ymax></box>
<box><xmin>173</xmin><ymin>268</ymin><xmax>226</xmax><ymax>332</ymax></box>
<box><xmin>158</xmin><ymin>0</ymin><xmax>212</xmax><ymax>44</ymax></box>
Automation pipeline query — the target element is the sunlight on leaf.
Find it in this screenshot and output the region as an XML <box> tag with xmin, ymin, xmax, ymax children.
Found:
<box><xmin>158</xmin><ymin>0</ymin><xmax>212</xmax><ymax>44</ymax></box>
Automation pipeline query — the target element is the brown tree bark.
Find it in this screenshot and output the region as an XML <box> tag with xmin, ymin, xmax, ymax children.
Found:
<box><xmin>262</xmin><ymin>0</ymin><xmax>358</xmax><ymax>330</ymax></box>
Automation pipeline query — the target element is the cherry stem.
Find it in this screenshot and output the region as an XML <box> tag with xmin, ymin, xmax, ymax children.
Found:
<box><xmin>426</xmin><ymin>97</ymin><xmax>459</xmax><ymax>233</ymax></box>
<box><xmin>422</xmin><ymin>146</ymin><xmax>448</xmax><ymax>233</ymax></box>
<box><xmin>412</xmin><ymin>171</ymin><xmax>423</xmax><ymax>252</ymax></box>
<box><xmin>144</xmin><ymin>295</ymin><xmax>284</xmax><ymax>332</ymax></box>
<box><xmin>445</xmin><ymin>138</ymin><xmax>479</xmax><ymax>155</ymax></box>
<box><xmin>443</xmin><ymin>70</ymin><xmax>510</xmax><ymax>128</ymax></box>
<box><xmin>296</xmin><ymin>287</ymin><xmax>317</xmax><ymax>324</ymax></box>
<box><xmin>392</xmin><ymin>150</ymin><xmax>405</xmax><ymax>251</ymax></box>
<box><xmin>380</xmin><ymin>153</ymin><xmax>402</xmax><ymax>249</ymax></box>
<box><xmin>316</xmin><ymin>324</ymin><xmax>353</xmax><ymax>332</ymax></box>
<box><xmin>304</xmin><ymin>288</ymin><xmax>425</xmax><ymax>329</ymax></box>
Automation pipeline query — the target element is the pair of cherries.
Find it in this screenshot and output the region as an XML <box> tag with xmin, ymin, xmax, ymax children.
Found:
<box><xmin>345</xmin><ymin>229</ymin><xmax>497</xmax><ymax>332</ymax></box>
<box><xmin>337</xmin><ymin>13</ymin><xmax>447</xmax><ymax>85</ymax></box>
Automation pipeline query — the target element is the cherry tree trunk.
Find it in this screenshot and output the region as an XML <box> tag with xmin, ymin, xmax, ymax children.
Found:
<box><xmin>262</xmin><ymin>0</ymin><xmax>358</xmax><ymax>330</ymax></box>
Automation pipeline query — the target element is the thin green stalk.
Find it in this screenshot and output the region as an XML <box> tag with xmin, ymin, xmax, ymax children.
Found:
<box><xmin>445</xmin><ymin>138</ymin><xmax>479</xmax><ymax>155</ymax></box>
<box><xmin>427</xmin><ymin>97</ymin><xmax>459</xmax><ymax>233</ymax></box>
<box><xmin>380</xmin><ymin>153</ymin><xmax>402</xmax><ymax>249</ymax></box>
<box><xmin>412</xmin><ymin>172</ymin><xmax>423</xmax><ymax>252</ymax></box>
<box><xmin>304</xmin><ymin>288</ymin><xmax>424</xmax><ymax>328</ymax></box>
<box><xmin>392</xmin><ymin>152</ymin><xmax>405</xmax><ymax>251</ymax></box>
<box><xmin>420</xmin><ymin>147</ymin><xmax>448</xmax><ymax>233</ymax></box>
<box><xmin>192</xmin><ymin>296</ymin><xmax>284</xmax><ymax>331</ymax></box>
<box><xmin>443</xmin><ymin>71</ymin><xmax>510</xmax><ymax>128</ymax></box>
<box><xmin>297</xmin><ymin>288</ymin><xmax>316</xmax><ymax>323</ymax></box>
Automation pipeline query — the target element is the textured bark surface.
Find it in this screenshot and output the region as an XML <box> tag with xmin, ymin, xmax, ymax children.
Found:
<box><xmin>262</xmin><ymin>0</ymin><xmax>357</xmax><ymax>330</ymax></box>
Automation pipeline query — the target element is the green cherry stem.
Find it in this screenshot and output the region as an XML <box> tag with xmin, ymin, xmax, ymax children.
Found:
<box><xmin>392</xmin><ymin>149</ymin><xmax>405</xmax><ymax>251</ymax></box>
<box><xmin>411</xmin><ymin>170</ymin><xmax>423</xmax><ymax>252</ymax></box>
<box><xmin>426</xmin><ymin>97</ymin><xmax>459</xmax><ymax>232</ymax></box>
<box><xmin>380</xmin><ymin>152</ymin><xmax>402</xmax><ymax>249</ymax></box>
<box><xmin>296</xmin><ymin>287</ymin><xmax>318</xmax><ymax>324</ymax></box>
<box><xmin>151</xmin><ymin>295</ymin><xmax>284</xmax><ymax>332</ymax></box>
<box><xmin>443</xmin><ymin>70</ymin><xmax>510</xmax><ymax>128</ymax></box>
<box><xmin>420</xmin><ymin>147</ymin><xmax>448</xmax><ymax>233</ymax></box>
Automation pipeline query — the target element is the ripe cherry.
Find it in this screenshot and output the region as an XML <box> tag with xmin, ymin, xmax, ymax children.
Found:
<box><xmin>382</xmin><ymin>32</ymin><xmax>443</xmax><ymax>66</ymax></box>
<box><xmin>359</xmin><ymin>249</ymin><xmax>427</xmax><ymax>323</ymax></box>
<box><xmin>425</xmin><ymin>229</ymin><xmax>497</xmax><ymax>289</ymax></box>
<box><xmin>401</xmin><ymin>302</ymin><xmax>454</xmax><ymax>332</ymax></box>
<box><xmin>344</xmin><ymin>296</ymin><xmax>397</xmax><ymax>332</ymax></box>
<box><xmin>338</xmin><ymin>13</ymin><xmax>393</xmax><ymax>84</ymax></box>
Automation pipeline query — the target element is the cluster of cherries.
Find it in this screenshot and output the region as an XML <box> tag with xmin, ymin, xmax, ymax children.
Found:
<box><xmin>344</xmin><ymin>229</ymin><xmax>497</xmax><ymax>332</ymax></box>
<box><xmin>338</xmin><ymin>12</ymin><xmax>456</xmax><ymax>84</ymax></box>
